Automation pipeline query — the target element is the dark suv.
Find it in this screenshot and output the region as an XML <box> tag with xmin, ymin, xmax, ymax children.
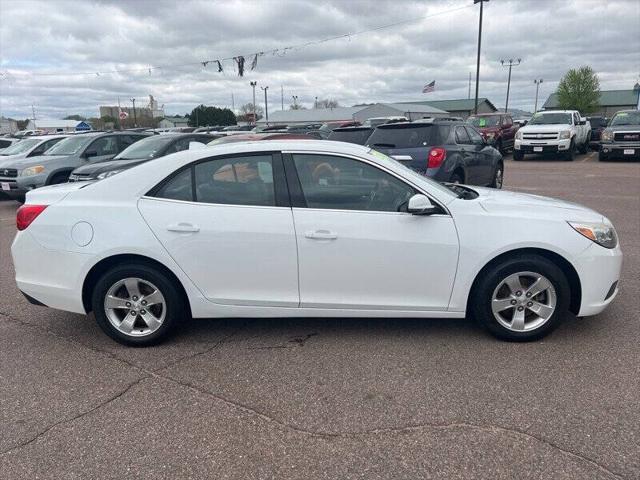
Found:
<box><xmin>327</xmin><ymin>126</ymin><xmax>374</xmax><ymax>145</ymax></box>
<box><xmin>587</xmin><ymin>116</ymin><xmax>608</xmax><ymax>150</ymax></box>
<box><xmin>366</xmin><ymin>120</ymin><xmax>504</xmax><ymax>188</ymax></box>
<box><xmin>466</xmin><ymin>113</ymin><xmax>518</xmax><ymax>154</ymax></box>
<box><xmin>599</xmin><ymin>110</ymin><xmax>640</xmax><ymax>161</ymax></box>
<box><xmin>0</xmin><ymin>131</ymin><xmax>149</xmax><ymax>201</ymax></box>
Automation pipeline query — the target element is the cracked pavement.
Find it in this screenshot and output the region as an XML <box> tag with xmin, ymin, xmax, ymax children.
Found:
<box><xmin>0</xmin><ymin>152</ymin><xmax>638</xmax><ymax>479</ymax></box>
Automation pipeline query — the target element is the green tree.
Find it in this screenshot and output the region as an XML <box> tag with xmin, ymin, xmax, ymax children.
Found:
<box><xmin>188</xmin><ymin>105</ymin><xmax>236</xmax><ymax>127</ymax></box>
<box><xmin>556</xmin><ymin>66</ymin><xmax>600</xmax><ymax>114</ymax></box>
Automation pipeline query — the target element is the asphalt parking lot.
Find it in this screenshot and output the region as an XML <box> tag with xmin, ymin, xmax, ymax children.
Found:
<box><xmin>1</xmin><ymin>151</ymin><xmax>638</xmax><ymax>479</ymax></box>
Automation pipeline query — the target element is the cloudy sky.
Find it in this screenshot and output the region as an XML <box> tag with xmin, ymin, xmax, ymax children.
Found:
<box><xmin>1</xmin><ymin>0</ymin><xmax>639</xmax><ymax>120</ymax></box>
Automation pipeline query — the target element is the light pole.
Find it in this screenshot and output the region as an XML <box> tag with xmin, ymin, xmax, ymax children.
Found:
<box><xmin>534</xmin><ymin>78</ymin><xmax>543</xmax><ymax>113</ymax></box>
<box><xmin>249</xmin><ymin>81</ymin><xmax>257</xmax><ymax>125</ymax></box>
<box><xmin>292</xmin><ymin>95</ymin><xmax>298</xmax><ymax>109</ymax></box>
<box><xmin>130</xmin><ymin>98</ymin><xmax>137</xmax><ymax>127</ymax></box>
<box><xmin>473</xmin><ymin>0</ymin><xmax>489</xmax><ymax>114</ymax></box>
<box><xmin>314</xmin><ymin>96</ymin><xmax>318</xmax><ymax>109</ymax></box>
<box><xmin>500</xmin><ymin>58</ymin><xmax>521</xmax><ymax>113</ymax></box>
<box><xmin>261</xmin><ymin>86</ymin><xmax>269</xmax><ymax>125</ymax></box>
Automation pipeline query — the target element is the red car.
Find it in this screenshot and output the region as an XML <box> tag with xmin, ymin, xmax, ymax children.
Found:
<box><xmin>466</xmin><ymin>113</ymin><xmax>519</xmax><ymax>154</ymax></box>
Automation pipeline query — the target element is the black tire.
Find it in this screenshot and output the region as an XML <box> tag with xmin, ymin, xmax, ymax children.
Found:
<box><xmin>48</xmin><ymin>172</ymin><xmax>70</xmax><ymax>185</ymax></box>
<box><xmin>512</xmin><ymin>150</ymin><xmax>524</xmax><ymax>161</ymax></box>
<box><xmin>598</xmin><ymin>151</ymin><xmax>608</xmax><ymax>162</ymax></box>
<box><xmin>564</xmin><ymin>140</ymin><xmax>575</xmax><ymax>161</ymax></box>
<box><xmin>495</xmin><ymin>139</ymin><xmax>503</xmax><ymax>155</ymax></box>
<box><xmin>578</xmin><ymin>140</ymin><xmax>588</xmax><ymax>154</ymax></box>
<box><xmin>490</xmin><ymin>162</ymin><xmax>504</xmax><ymax>189</ymax></box>
<box><xmin>91</xmin><ymin>263</ymin><xmax>186</xmax><ymax>346</ymax></box>
<box><xmin>470</xmin><ymin>254</ymin><xmax>570</xmax><ymax>341</ymax></box>
<box><xmin>14</xmin><ymin>195</ymin><xmax>25</xmax><ymax>204</ymax></box>
<box><xmin>450</xmin><ymin>171</ymin><xmax>464</xmax><ymax>184</ymax></box>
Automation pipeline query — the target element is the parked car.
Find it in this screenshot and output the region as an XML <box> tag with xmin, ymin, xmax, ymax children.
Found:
<box><xmin>598</xmin><ymin>110</ymin><xmax>640</xmax><ymax>161</ymax></box>
<box><xmin>513</xmin><ymin>119</ymin><xmax>529</xmax><ymax>127</ymax></box>
<box><xmin>513</xmin><ymin>110</ymin><xmax>590</xmax><ymax>161</ymax></box>
<box><xmin>317</xmin><ymin>121</ymin><xmax>360</xmax><ymax>139</ymax></box>
<box><xmin>0</xmin><ymin>135</ymin><xmax>67</xmax><ymax>161</ymax></box>
<box><xmin>0</xmin><ymin>131</ymin><xmax>149</xmax><ymax>202</ymax></box>
<box><xmin>362</xmin><ymin>116</ymin><xmax>409</xmax><ymax>128</ymax></box>
<box><xmin>68</xmin><ymin>134</ymin><xmax>216</xmax><ymax>182</ymax></box>
<box><xmin>327</xmin><ymin>126</ymin><xmax>374</xmax><ymax>145</ymax></box>
<box><xmin>366</xmin><ymin>119</ymin><xmax>504</xmax><ymax>188</ymax></box>
<box><xmin>11</xmin><ymin>140</ymin><xmax>621</xmax><ymax>346</ymax></box>
<box><xmin>207</xmin><ymin>133</ymin><xmax>314</xmax><ymax>145</ymax></box>
<box><xmin>587</xmin><ymin>116</ymin><xmax>609</xmax><ymax>150</ymax></box>
<box><xmin>0</xmin><ymin>137</ymin><xmax>21</xmax><ymax>153</ymax></box>
<box><xmin>466</xmin><ymin>113</ymin><xmax>518</xmax><ymax>154</ymax></box>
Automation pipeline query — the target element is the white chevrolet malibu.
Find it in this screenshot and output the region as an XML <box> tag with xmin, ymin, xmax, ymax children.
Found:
<box><xmin>11</xmin><ymin>141</ymin><xmax>622</xmax><ymax>346</ymax></box>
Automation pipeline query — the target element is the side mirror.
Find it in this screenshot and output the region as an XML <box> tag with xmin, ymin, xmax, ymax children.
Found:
<box><xmin>407</xmin><ymin>194</ymin><xmax>438</xmax><ymax>215</ymax></box>
<box><xmin>579</xmin><ymin>117</ymin><xmax>587</xmax><ymax>125</ymax></box>
<box><xmin>84</xmin><ymin>150</ymin><xmax>97</xmax><ymax>158</ymax></box>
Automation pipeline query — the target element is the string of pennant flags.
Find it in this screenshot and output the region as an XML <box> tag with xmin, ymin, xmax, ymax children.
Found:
<box><xmin>0</xmin><ymin>3</ymin><xmax>472</xmax><ymax>81</ymax></box>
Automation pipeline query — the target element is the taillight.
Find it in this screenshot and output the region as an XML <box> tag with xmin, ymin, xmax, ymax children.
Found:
<box><xmin>16</xmin><ymin>204</ymin><xmax>47</xmax><ymax>231</ymax></box>
<box><xmin>428</xmin><ymin>147</ymin><xmax>446</xmax><ymax>169</ymax></box>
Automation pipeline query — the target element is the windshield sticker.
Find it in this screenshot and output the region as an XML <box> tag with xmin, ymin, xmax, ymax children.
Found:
<box><xmin>616</xmin><ymin>112</ymin><xmax>628</xmax><ymax>117</ymax></box>
<box><xmin>478</xmin><ymin>118</ymin><xmax>486</xmax><ymax>127</ymax></box>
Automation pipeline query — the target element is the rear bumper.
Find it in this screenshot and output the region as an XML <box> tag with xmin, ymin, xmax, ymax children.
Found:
<box><xmin>575</xmin><ymin>243</ymin><xmax>623</xmax><ymax>317</ymax></box>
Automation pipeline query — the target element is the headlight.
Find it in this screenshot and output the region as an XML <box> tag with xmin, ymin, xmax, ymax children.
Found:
<box><xmin>559</xmin><ymin>131</ymin><xmax>571</xmax><ymax>140</ymax></box>
<box><xmin>568</xmin><ymin>221</ymin><xmax>617</xmax><ymax>249</ymax></box>
<box><xmin>20</xmin><ymin>165</ymin><xmax>45</xmax><ymax>177</ymax></box>
<box><xmin>516</xmin><ymin>131</ymin><xmax>523</xmax><ymax>140</ymax></box>
<box><xmin>96</xmin><ymin>170</ymin><xmax>122</xmax><ymax>180</ymax></box>
<box><xmin>601</xmin><ymin>129</ymin><xmax>613</xmax><ymax>142</ymax></box>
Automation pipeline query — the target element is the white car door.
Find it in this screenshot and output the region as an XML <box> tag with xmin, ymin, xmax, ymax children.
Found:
<box><xmin>286</xmin><ymin>152</ymin><xmax>459</xmax><ymax>311</ymax></box>
<box><xmin>138</xmin><ymin>152</ymin><xmax>299</xmax><ymax>307</ymax></box>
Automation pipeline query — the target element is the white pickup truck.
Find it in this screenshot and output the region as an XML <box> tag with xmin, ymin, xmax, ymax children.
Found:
<box><xmin>513</xmin><ymin>110</ymin><xmax>591</xmax><ymax>161</ymax></box>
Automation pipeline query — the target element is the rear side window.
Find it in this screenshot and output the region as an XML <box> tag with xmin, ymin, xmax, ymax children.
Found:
<box><xmin>0</xmin><ymin>140</ymin><xmax>12</xmax><ymax>148</ymax></box>
<box><xmin>155</xmin><ymin>168</ymin><xmax>193</xmax><ymax>202</ymax></box>
<box><xmin>455</xmin><ymin>127</ymin><xmax>471</xmax><ymax>144</ymax></box>
<box><xmin>328</xmin><ymin>129</ymin><xmax>373</xmax><ymax>145</ymax></box>
<box><xmin>367</xmin><ymin>125</ymin><xmax>439</xmax><ymax>148</ymax></box>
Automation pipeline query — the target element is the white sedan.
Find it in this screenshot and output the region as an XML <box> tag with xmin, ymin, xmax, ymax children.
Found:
<box><xmin>11</xmin><ymin>140</ymin><xmax>622</xmax><ymax>346</ymax></box>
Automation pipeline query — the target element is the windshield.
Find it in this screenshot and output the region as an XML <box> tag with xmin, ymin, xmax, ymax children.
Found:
<box><xmin>328</xmin><ymin>129</ymin><xmax>373</xmax><ymax>145</ymax></box>
<box><xmin>367</xmin><ymin>149</ymin><xmax>457</xmax><ymax>200</ymax></box>
<box><xmin>528</xmin><ymin>112</ymin><xmax>572</xmax><ymax>125</ymax></box>
<box><xmin>45</xmin><ymin>135</ymin><xmax>93</xmax><ymax>155</ymax></box>
<box><xmin>609</xmin><ymin>111</ymin><xmax>640</xmax><ymax>126</ymax></box>
<box><xmin>0</xmin><ymin>138</ymin><xmax>40</xmax><ymax>155</ymax></box>
<box><xmin>114</xmin><ymin>135</ymin><xmax>174</xmax><ymax>160</ymax></box>
<box><xmin>467</xmin><ymin>115</ymin><xmax>500</xmax><ymax>127</ymax></box>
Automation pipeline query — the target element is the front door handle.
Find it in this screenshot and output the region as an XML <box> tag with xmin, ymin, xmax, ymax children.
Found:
<box><xmin>167</xmin><ymin>222</ymin><xmax>200</xmax><ymax>233</ymax></box>
<box><xmin>305</xmin><ymin>229</ymin><xmax>337</xmax><ymax>240</ymax></box>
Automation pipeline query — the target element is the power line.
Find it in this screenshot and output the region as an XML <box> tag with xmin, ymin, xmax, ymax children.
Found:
<box><xmin>1</xmin><ymin>3</ymin><xmax>473</xmax><ymax>80</ymax></box>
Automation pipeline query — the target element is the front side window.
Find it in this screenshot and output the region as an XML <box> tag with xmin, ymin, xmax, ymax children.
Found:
<box><xmin>88</xmin><ymin>136</ymin><xmax>119</xmax><ymax>156</ymax></box>
<box><xmin>292</xmin><ymin>154</ymin><xmax>415</xmax><ymax>212</ymax></box>
<box><xmin>455</xmin><ymin>126</ymin><xmax>471</xmax><ymax>144</ymax></box>
<box><xmin>466</xmin><ymin>127</ymin><xmax>484</xmax><ymax>145</ymax></box>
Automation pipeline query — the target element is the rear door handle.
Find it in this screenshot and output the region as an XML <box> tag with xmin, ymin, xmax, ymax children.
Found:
<box><xmin>305</xmin><ymin>229</ymin><xmax>337</xmax><ymax>240</ymax></box>
<box><xmin>167</xmin><ymin>222</ymin><xmax>200</xmax><ymax>233</ymax></box>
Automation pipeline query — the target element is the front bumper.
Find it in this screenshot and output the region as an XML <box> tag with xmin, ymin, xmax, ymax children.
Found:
<box><xmin>0</xmin><ymin>178</ymin><xmax>27</xmax><ymax>199</ymax></box>
<box><xmin>599</xmin><ymin>143</ymin><xmax>640</xmax><ymax>160</ymax></box>
<box><xmin>15</xmin><ymin>172</ymin><xmax>47</xmax><ymax>191</ymax></box>
<box><xmin>514</xmin><ymin>138</ymin><xmax>571</xmax><ymax>154</ymax></box>
<box><xmin>575</xmin><ymin>242</ymin><xmax>623</xmax><ymax>317</ymax></box>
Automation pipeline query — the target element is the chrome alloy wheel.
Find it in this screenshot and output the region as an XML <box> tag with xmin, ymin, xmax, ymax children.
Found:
<box><xmin>494</xmin><ymin>166</ymin><xmax>503</xmax><ymax>189</ymax></box>
<box><xmin>491</xmin><ymin>271</ymin><xmax>557</xmax><ymax>332</ymax></box>
<box><xmin>104</xmin><ymin>278</ymin><xmax>166</xmax><ymax>337</ymax></box>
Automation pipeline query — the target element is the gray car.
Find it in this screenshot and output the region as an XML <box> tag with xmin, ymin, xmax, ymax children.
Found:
<box><xmin>0</xmin><ymin>131</ymin><xmax>149</xmax><ymax>202</ymax></box>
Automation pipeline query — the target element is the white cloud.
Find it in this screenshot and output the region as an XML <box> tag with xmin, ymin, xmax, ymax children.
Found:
<box><xmin>0</xmin><ymin>0</ymin><xmax>638</xmax><ymax>118</ymax></box>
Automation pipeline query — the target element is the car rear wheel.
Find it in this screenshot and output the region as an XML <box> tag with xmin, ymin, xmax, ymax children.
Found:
<box><xmin>470</xmin><ymin>255</ymin><xmax>570</xmax><ymax>341</ymax></box>
<box><xmin>91</xmin><ymin>263</ymin><xmax>185</xmax><ymax>346</ymax></box>
<box><xmin>490</xmin><ymin>163</ymin><xmax>504</xmax><ymax>189</ymax></box>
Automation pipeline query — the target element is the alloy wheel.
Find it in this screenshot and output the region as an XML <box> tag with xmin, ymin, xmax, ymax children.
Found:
<box><xmin>491</xmin><ymin>271</ymin><xmax>557</xmax><ymax>332</ymax></box>
<box><xmin>104</xmin><ymin>277</ymin><xmax>166</xmax><ymax>337</ymax></box>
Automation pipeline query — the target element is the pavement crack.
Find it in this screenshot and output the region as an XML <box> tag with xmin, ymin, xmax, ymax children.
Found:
<box><xmin>0</xmin><ymin>376</ymin><xmax>147</xmax><ymax>457</ymax></box>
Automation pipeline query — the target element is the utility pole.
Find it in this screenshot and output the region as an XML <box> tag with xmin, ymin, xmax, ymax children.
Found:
<box><xmin>473</xmin><ymin>0</ymin><xmax>488</xmax><ymax>114</ymax></box>
<box><xmin>314</xmin><ymin>96</ymin><xmax>318</xmax><ymax>109</ymax></box>
<box><xmin>500</xmin><ymin>58</ymin><xmax>521</xmax><ymax>113</ymax></box>
<box><xmin>250</xmin><ymin>81</ymin><xmax>257</xmax><ymax>125</ymax></box>
<box><xmin>261</xmin><ymin>86</ymin><xmax>269</xmax><ymax>124</ymax></box>
<box><xmin>31</xmin><ymin>104</ymin><xmax>36</xmax><ymax>129</ymax></box>
<box><xmin>533</xmin><ymin>78</ymin><xmax>543</xmax><ymax>112</ymax></box>
<box><xmin>130</xmin><ymin>98</ymin><xmax>137</xmax><ymax>127</ymax></box>
<box><xmin>281</xmin><ymin>85</ymin><xmax>284</xmax><ymax>110</ymax></box>
<box><xmin>231</xmin><ymin>93</ymin><xmax>235</xmax><ymax>112</ymax></box>
<box><xmin>292</xmin><ymin>95</ymin><xmax>298</xmax><ymax>109</ymax></box>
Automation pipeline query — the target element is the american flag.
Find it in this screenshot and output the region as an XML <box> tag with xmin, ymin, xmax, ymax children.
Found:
<box><xmin>422</xmin><ymin>80</ymin><xmax>436</xmax><ymax>93</ymax></box>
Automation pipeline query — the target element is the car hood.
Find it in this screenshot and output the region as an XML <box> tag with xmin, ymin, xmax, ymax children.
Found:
<box><xmin>520</xmin><ymin>124</ymin><xmax>572</xmax><ymax>133</ymax></box>
<box><xmin>2</xmin><ymin>154</ymin><xmax>73</xmax><ymax>169</ymax></box>
<box><xmin>473</xmin><ymin>187</ymin><xmax>605</xmax><ymax>223</ymax></box>
<box><xmin>607</xmin><ymin>125</ymin><xmax>640</xmax><ymax>132</ymax></box>
<box><xmin>0</xmin><ymin>152</ymin><xmax>29</xmax><ymax>162</ymax></box>
<box><xmin>73</xmin><ymin>158</ymin><xmax>147</xmax><ymax>175</ymax></box>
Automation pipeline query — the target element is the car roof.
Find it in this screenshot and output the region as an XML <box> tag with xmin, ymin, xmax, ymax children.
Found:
<box><xmin>331</xmin><ymin>126</ymin><xmax>373</xmax><ymax>131</ymax></box>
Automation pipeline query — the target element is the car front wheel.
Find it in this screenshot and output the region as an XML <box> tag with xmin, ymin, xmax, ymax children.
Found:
<box><xmin>490</xmin><ymin>163</ymin><xmax>504</xmax><ymax>189</ymax></box>
<box><xmin>512</xmin><ymin>150</ymin><xmax>524</xmax><ymax>161</ymax></box>
<box><xmin>470</xmin><ymin>255</ymin><xmax>570</xmax><ymax>341</ymax></box>
<box><xmin>91</xmin><ymin>263</ymin><xmax>185</xmax><ymax>346</ymax></box>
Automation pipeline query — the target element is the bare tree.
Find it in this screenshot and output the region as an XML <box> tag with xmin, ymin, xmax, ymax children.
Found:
<box><xmin>237</xmin><ymin>102</ymin><xmax>263</xmax><ymax>122</ymax></box>
<box><xmin>315</xmin><ymin>98</ymin><xmax>340</xmax><ymax>109</ymax></box>
<box><xmin>289</xmin><ymin>103</ymin><xmax>307</xmax><ymax>110</ymax></box>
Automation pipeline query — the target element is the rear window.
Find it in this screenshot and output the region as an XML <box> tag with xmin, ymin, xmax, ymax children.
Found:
<box><xmin>366</xmin><ymin>125</ymin><xmax>446</xmax><ymax>149</ymax></box>
<box><xmin>328</xmin><ymin>128</ymin><xmax>373</xmax><ymax>145</ymax></box>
